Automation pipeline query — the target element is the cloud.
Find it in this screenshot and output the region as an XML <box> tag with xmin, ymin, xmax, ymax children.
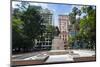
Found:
<box><xmin>71</xmin><ymin>5</ymin><xmax>83</xmax><ymax>10</ymax></box>
<box><xmin>29</xmin><ymin>3</ymin><xmax>39</xmax><ymax>6</ymax></box>
<box><xmin>12</xmin><ymin>1</ymin><xmax>21</xmax><ymax>8</ymax></box>
<box><xmin>29</xmin><ymin>2</ymin><xmax>48</xmax><ymax>9</ymax></box>
<box><xmin>12</xmin><ymin>1</ymin><xmax>48</xmax><ymax>9</ymax></box>
<box><xmin>62</xmin><ymin>12</ymin><xmax>69</xmax><ymax>15</ymax></box>
<box><xmin>40</xmin><ymin>4</ymin><xmax>48</xmax><ymax>9</ymax></box>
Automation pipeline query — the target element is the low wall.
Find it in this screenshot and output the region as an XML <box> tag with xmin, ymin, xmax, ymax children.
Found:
<box><xmin>73</xmin><ymin>56</ymin><xmax>96</xmax><ymax>62</ymax></box>
<box><xmin>12</xmin><ymin>56</ymin><xmax>49</xmax><ymax>66</ymax></box>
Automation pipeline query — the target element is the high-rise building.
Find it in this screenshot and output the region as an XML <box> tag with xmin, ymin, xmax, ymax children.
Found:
<box><xmin>41</xmin><ymin>8</ymin><xmax>53</xmax><ymax>26</ymax></box>
<box><xmin>59</xmin><ymin>15</ymin><xmax>70</xmax><ymax>49</ymax></box>
<box><xmin>35</xmin><ymin>8</ymin><xmax>53</xmax><ymax>50</ymax></box>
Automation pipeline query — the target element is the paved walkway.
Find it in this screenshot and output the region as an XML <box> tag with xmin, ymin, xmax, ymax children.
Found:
<box><xmin>45</xmin><ymin>50</ymin><xmax>95</xmax><ymax>63</ymax></box>
<box><xmin>12</xmin><ymin>50</ymin><xmax>96</xmax><ymax>66</ymax></box>
<box><xmin>45</xmin><ymin>54</ymin><xmax>73</xmax><ymax>63</ymax></box>
<box><xmin>72</xmin><ymin>50</ymin><xmax>95</xmax><ymax>57</ymax></box>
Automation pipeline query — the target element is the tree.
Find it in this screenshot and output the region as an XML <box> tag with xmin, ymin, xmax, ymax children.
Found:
<box><xmin>68</xmin><ymin>35</ymin><xmax>75</xmax><ymax>48</ymax></box>
<box><xmin>21</xmin><ymin>5</ymin><xmax>46</xmax><ymax>43</ymax></box>
<box><xmin>12</xmin><ymin>2</ymin><xmax>47</xmax><ymax>53</ymax></box>
<box><xmin>68</xmin><ymin>7</ymin><xmax>81</xmax><ymax>48</ymax></box>
<box><xmin>79</xmin><ymin>6</ymin><xmax>96</xmax><ymax>49</ymax></box>
<box><xmin>68</xmin><ymin>6</ymin><xmax>96</xmax><ymax>49</ymax></box>
<box><xmin>12</xmin><ymin>8</ymin><xmax>25</xmax><ymax>52</ymax></box>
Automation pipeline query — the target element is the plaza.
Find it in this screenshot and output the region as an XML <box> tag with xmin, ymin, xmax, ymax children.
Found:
<box><xmin>12</xmin><ymin>49</ymin><xmax>95</xmax><ymax>66</ymax></box>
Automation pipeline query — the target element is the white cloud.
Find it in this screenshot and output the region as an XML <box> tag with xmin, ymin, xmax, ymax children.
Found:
<box><xmin>71</xmin><ymin>5</ymin><xmax>86</xmax><ymax>14</ymax></box>
<box><xmin>12</xmin><ymin>1</ymin><xmax>49</xmax><ymax>9</ymax></box>
<box><xmin>76</xmin><ymin>15</ymin><xmax>79</xmax><ymax>19</ymax></box>
<box><xmin>62</xmin><ymin>12</ymin><xmax>69</xmax><ymax>15</ymax></box>
<box><xmin>40</xmin><ymin>4</ymin><xmax>48</xmax><ymax>9</ymax></box>
<box><xmin>29</xmin><ymin>3</ymin><xmax>39</xmax><ymax>6</ymax></box>
<box><xmin>12</xmin><ymin>1</ymin><xmax>21</xmax><ymax>8</ymax></box>
<box><xmin>71</xmin><ymin>5</ymin><xmax>83</xmax><ymax>10</ymax></box>
<box><xmin>29</xmin><ymin>2</ymin><xmax>48</xmax><ymax>9</ymax></box>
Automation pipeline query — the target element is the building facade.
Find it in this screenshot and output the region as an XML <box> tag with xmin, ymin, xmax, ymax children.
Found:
<box><xmin>59</xmin><ymin>15</ymin><xmax>70</xmax><ymax>49</ymax></box>
<box><xmin>34</xmin><ymin>8</ymin><xmax>53</xmax><ymax>50</ymax></box>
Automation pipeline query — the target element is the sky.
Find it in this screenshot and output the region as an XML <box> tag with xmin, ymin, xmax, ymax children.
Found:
<box><xmin>12</xmin><ymin>1</ymin><xmax>85</xmax><ymax>26</ymax></box>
